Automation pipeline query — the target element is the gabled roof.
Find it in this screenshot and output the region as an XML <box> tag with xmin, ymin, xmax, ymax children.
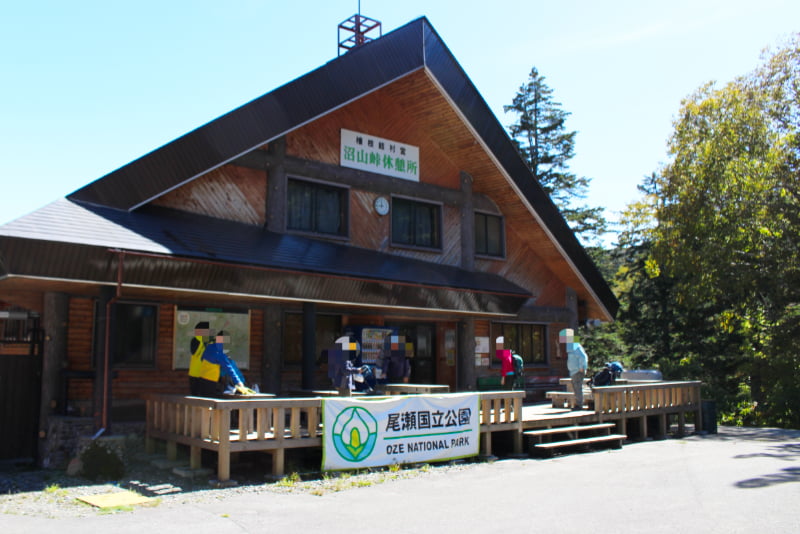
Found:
<box><xmin>9</xmin><ymin>17</ymin><xmax>618</xmax><ymax>318</ymax></box>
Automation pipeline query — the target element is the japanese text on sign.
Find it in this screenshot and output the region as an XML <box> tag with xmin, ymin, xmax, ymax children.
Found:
<box><xmin>385</xmin><ymin>408</ymin><xmax>472</xmax><ymax>432</ymax></box>
<box><xmin>340</xmin><ymin>128</ymin><xmax>419</xmax><ymax>181</ymax></box>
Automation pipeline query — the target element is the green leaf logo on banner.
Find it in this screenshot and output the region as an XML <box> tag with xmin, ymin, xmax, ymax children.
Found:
<box><xmin>332</xmin><ymin>406</ymin><xmax>378</xmax><ymax>462</ymax></box>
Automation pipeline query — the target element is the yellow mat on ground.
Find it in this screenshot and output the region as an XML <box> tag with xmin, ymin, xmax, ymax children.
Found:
<box><xmin>77</xmin><ymin>490</ymin><xmax>151</xmax><ymax>508</ymax></box>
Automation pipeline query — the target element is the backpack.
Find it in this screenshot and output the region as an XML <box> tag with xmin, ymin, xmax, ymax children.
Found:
<box><xmin>512</xmin><ymin>353</ymin><xmax>524</xmax><ymax>376</ymax></box>
<box><xmin>512</xmin><ymin>353</ymin><xmax>524</xmax><ymax>389</ymax></box>
<box><xmin>590</xmin><ymin>366</ymin><xmax>614</xmax><ymax>387</ymax></box>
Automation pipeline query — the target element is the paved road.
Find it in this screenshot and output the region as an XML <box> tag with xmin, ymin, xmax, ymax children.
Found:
<box><xmin>3</xmin><ymin>426</ymin><xmax>799</xmax><ymax>533</ymax></box>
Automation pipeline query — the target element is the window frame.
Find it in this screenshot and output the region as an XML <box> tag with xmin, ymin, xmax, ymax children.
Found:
<box><xmin>475</xmin><ymin>210</ymin><xmax>506</xmax><ymax>258</ymax></box>
<box><xmin>490</xmin><ymin>322</ymin><xmax>547</xmax><ymax>366</ymax></box>
<box><xmin>286</xmin><ymin>176</ymin><xmax>350</xmax><ymax>239</ymax></box>
<box><xmin>109</xmin><ymin>300</ymin><xmax>159</xmax><ymax>369</ymax></box>
<box><xmin>390</xmin><ymin>195</ymin><xmax>443</xmax><ymax>251</ymax></box>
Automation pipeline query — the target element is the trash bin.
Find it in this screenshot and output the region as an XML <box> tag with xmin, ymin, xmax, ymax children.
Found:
<box><xmin>701</xmin><ymin>400</ymin><xmax>717</xmax><ymax>434</ymax></box>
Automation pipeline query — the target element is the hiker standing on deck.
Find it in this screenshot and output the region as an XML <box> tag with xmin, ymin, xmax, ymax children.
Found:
<box><xmin>495</xmin><ymin>336</ymin><xmax>515</xmax><ymax>390</ymax></box>
<box><xmin>560</xmin><ymin>328</ymin><xmax>588</xmax><ymax>410</ymax></box>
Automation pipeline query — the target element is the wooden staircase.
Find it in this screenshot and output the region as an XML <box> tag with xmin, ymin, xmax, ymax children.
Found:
<box><xmin>523</xmin><ymin>422</ymin><xmax>627</xmax><ymax>457</ymax></box>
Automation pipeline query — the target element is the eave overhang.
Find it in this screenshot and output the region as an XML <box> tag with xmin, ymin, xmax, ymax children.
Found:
<box><xmin>0</xmin><ymin>200</ymin><xmax>530</xmax><ymax>316</ymax></box>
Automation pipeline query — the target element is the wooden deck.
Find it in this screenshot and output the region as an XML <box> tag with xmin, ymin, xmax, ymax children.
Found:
<box><xmin>523</xmin><ymin>380</ymin><xmax>703</xmax><ymax>438</ymax></box>
<box><xmin>145</xmin><ymin>381</ymin><xmax>702</xmax><ymax>481</ymax></box>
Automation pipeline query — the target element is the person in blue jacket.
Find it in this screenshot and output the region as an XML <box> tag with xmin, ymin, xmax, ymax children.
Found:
<box><xmin>198</xmin><ymin>330</ymin><xmax>254</xmax><ymax>397</ymax></box>
<box><xmin>560</xmin><ymin>328</ymin><xmax>588</xmax><ymax>410</ymax></box>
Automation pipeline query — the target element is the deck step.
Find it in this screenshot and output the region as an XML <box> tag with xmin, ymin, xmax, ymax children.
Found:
<box><xmin>534</xmin><ymin>434</ymin><xmax>628</xmax><ymax>456</ymax></box>
<box><xmin>523</xmin><ymin>423</ymin><xmax>615</xmax><ymax>437</ymax></box>
<box><xmin>534</xmin><ymin>433</ymin><xmax>627</xmax><ymax>450</ymax></box>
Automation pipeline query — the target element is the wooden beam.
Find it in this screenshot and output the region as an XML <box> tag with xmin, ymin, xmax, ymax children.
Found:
<box><xmin>234</xmin><ymin>150</ymin><xmax>467</xmax><ymax>207</ymax></box>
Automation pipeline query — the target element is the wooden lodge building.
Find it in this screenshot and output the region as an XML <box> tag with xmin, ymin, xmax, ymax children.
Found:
<box><xmin>0</xmin><ymin>17</ymin><xmax>618</xmax><ymax>464</ymax></box>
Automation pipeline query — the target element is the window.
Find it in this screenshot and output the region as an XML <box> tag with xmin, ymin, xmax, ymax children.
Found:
<box><xmin>287</xmin><ymin>178</ymin><xmax>348</xmax><ymax>237</ymax></box>
<box><xmin>391</xmin><ymin>197</ymin><xmax>441</xmax><ymax>249</ymax></box>
<box><xmin>112</xmin><ymin>302</ymin><xmax>158</xmax><ymax>367</ymax></box>
<box><xmin>283</xmin><ymin>313</ymin><xmax>342</xmax><ymax>366</ymax></box>
<box><xmin>491</xmin><ymin>322</ymin><xmax>546</xmax><ymax>365</ymax></box>
<box><xmin>0</xmin><ymin>307</ymin><xmax>38</xmax><ymax>342</ymax></box>
<box><xmin>475</xmin><ymin>212</ymin><xmax>505</xmax><ymax>257</ymax></box>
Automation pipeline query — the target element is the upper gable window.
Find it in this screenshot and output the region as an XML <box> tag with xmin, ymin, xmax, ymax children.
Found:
<box><xmin>475</xmin><ymin>212</ymin><xmax>505</xmax><ymax>258</ymax></box>
<box><xmin>287</xmin><ymin>178</ymin><xmax>348</xmax><ymax>237</ymax></box>
<box><xmin>391</xmin><ymin>197</ymin><xmax>442</xmax><ymax>250</ymax></box>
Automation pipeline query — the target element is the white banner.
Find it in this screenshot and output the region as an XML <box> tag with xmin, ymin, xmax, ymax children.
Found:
<box><xmin>340</xmin><ymin>128</ymin><xmax>420</xmax><ymax>181</ymax></box>
<box><xmin>322</xmin><ymin>394</ymin><xmax>479</xmax><ymax>471</ymax></box>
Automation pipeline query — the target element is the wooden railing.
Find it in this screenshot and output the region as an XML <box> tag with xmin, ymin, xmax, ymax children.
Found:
<box><xmin>146</xmin><ymin>391</ymin><xmax>525</xmax><ymax>481</ymax></box>
<box><xmin>146</xmin><ymin>394</ymin><xmax>322</xmax><ymax>481</ymax></box>
<box><xmin>592</xmin><ymin>381</ymin><xmax>703</xmax><ymax>436</ymax></box>
<box><xmin>478</xmin><ymin>390</ymin><xmax>526</xmax><ymax>456</ymax></box>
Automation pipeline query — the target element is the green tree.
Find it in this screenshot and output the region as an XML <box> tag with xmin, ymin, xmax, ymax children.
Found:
<box><xmin>505</xmin><ymin>67</ymin><xmax>607</xmax><ymax>244</ymax></box>
<box><xmin>645</xmin><ymin>35</ymin><xmax>800</xmax><ymax>427</ymax></box>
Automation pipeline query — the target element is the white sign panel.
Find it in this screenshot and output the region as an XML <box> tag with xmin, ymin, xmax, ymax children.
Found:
<box><xmin>340</xmin><ymin>128</ymin><xmax>419</xmax><ymax>181</ymax></box>
<box><xmin>322</xmin><ymin>394</ymin><xmax>479</xmax><ymax>471</ymax></box>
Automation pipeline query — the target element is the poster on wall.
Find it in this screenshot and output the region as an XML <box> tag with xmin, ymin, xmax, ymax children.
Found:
<box><xmin>475</xmin><ymin>336</ymin><xmax>490</xmax><ymax>366</ymax></box>
<box><xmin>322</xmin><ymin>394</ymin><xmax>479</xmax><ymax>471</ymax></box>
<box><xmin>173</xmin><ymin>307</ymin><xmax>251</xmax><ymax>370</ymax></box>
<box><xmin>445</xmin><ymin>329</ymin><xmax>456</xmax><ymax>366</ymax></box>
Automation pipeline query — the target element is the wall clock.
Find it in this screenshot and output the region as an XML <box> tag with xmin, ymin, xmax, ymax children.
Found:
<box><xmin>374</xmin><ymin>196</ymin><xmax>390</xmax><ymax>216</ymax></box>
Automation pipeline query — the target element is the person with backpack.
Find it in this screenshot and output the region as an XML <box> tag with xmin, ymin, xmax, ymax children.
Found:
<box><xmin>512</xmin><ymin>352</ymin><xmax>525</xmax><ymax>390</ymax></box>
<box><xmin>559</xmin><ymin>328</ymin><xmax>588</xmax><ymax>410</ymax></box>
<box><xmin>496</xmin><ymin>337</ymin><xmax>515</xmax><ymax>390</ymax></box>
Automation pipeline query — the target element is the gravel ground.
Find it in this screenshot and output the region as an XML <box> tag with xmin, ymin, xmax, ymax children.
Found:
<box><xmin>0</xmin><ymin>435</ymin><xmax>478</xmax><ymax>519</ymax></box>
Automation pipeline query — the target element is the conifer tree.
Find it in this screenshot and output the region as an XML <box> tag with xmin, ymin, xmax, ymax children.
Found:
<box><xmin>505</xmin><ymin>67</ymin><xmax>607</xmax><ymax>244</ymax></box>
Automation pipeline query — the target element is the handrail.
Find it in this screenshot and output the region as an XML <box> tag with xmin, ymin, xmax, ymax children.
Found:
<box><xmin>477</xmin><ymin>391</ymin><xmax>525</xmax><ymax>426</ymax></box>
<box><xmin>592</xmin><ymin>381</ymin><xmax>702</xmax><ymax>416</ymax></box>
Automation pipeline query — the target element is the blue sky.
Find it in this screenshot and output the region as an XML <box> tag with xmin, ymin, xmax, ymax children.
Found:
<box><xmin>1</xmin><ymin>0</ymin><xmax>798</xmax><ymax>245</ymax></box>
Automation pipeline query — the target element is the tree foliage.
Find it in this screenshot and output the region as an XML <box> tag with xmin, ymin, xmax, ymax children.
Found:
<box><xmin>505</xmin><ymin>67</ymin><xmax>607</xmax><ymax>244</ymax></box>
<box><xmin>639</xmin><ymin>34</ymin><xmax>800</xmax><ymax>427</ymax></box>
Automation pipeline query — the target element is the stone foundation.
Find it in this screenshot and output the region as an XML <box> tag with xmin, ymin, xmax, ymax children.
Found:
<box><xmin>39</xmin><ymin>416</ymin><xmax>145</xmax><ymax>469</ymax></box>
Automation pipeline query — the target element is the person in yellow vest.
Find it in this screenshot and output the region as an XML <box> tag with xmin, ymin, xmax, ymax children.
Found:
<box><xmin>201</xmin><ymin>330</ymin><xmax>253</xmax><ymax>396</ymax></box>
<box><xmin>188</xmin><ymin>321</ymin><xmax>214</xmax><ymax>396</ymax></box>
<box><xmin>189</xmin><ymin>325</ymin><xmax>255</xmax><ymax>397</ymax></box>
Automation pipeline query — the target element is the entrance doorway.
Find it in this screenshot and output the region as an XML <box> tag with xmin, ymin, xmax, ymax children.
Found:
<box><xmin>0</xmin><ymin>319</ymin><xmax>42</xmax><ymax>461</ymax></box>
<box><xmin>386</xmin><ymin>323</ymin><xmax>436</xmax><ymax>384</ymax></box>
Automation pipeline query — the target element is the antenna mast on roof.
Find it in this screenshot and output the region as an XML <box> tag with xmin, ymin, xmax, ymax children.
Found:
<box><xmin>338</xmin><ymin>1</ymin><xmax>381</xmax><ymax>56</ymax></box>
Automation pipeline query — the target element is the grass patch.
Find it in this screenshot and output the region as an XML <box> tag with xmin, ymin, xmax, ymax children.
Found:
<box><xmin>43</xmin><ymin>484</ymin><xmax>68</xmax><ymax>498</ymax></box>
<box><xmin>275</xmin><ymin>472</ymin><xmax>301</xmax><ymax>487</ymax></box>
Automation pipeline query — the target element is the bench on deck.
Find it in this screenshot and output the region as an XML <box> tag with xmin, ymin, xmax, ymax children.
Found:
<box><xmin>477</xmin><ymin>375</ymin><xmax>564</xmax><ymax>403</ymax></box>
<box><xmin>545</xmin><ymin>377</ymin><xmax>636</xmax><ymax>408</ymax></box>
<box><xmin>546</xmin><ymin>378</ymin><xmax>594</xmax><ymax>408</ymax></box>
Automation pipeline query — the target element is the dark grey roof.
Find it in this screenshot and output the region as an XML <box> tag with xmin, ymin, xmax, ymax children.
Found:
<box><xmin>0</xmin><ymin>199</ymin><xmax>530</xmax><ymax>315</ymax></box>
<box><xmin>10</xmin><ymin>17</ymin><xmax>617</xmax><ymax>317</ymax></box>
